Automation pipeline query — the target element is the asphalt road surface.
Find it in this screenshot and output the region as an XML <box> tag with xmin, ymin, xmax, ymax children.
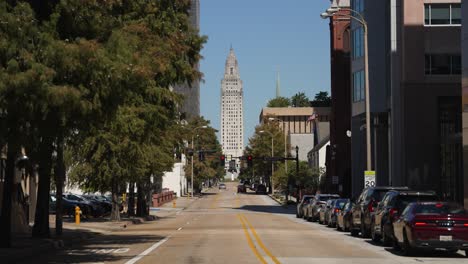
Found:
<box><xmin>23</xmin><ymin>182</ymin><xmax>468</xmax><ymax>264</ymax></box>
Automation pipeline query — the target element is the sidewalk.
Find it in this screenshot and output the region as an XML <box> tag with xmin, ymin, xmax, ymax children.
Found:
<box><xmin>268</xmin><ymin>193</ymin><xmax>297</xmax><ymax>205</ymax></box>
<box><xmin>150</xmin><ymin>194</ymin><xmax>200</xmax><ymax>218</ymax></box>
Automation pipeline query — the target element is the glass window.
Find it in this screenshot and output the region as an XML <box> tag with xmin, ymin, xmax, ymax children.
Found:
<box><xmin>425</xmin><ymin>54</ymin><xmax>461</xmax><ymax>75</ymax></box>
<box><xmin>431</xmin><ymin>5</ymin><xmax>450</xmax><ymax>25</ymax></box>
<box><xmin>425</xmin><ymin>4</ymin><xmax>461</xmax><ymax>25</ymax></box>
<box><xmin>451</xmin><ymin>5</ymin><xmax>461</xmax><ymax>24</ymax></box>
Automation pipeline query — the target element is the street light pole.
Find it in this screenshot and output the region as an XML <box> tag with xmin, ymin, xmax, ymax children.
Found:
<box><xmin>321</xmin><ymin>7</ymin><xmax>372</xmax><ymax>171</ymax></box>
<box><xmin>268</xmin><ymin>117</ymin><xmax>287</xmax><ymax>172</ymax></box>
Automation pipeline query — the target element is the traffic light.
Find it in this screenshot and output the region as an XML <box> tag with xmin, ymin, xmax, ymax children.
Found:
<box><xmin>247</xmin><ymin>155</ymin><xmax>253</xmax><ymax>167</ymax></box>
<box><xmin>198</xmin><ymin>151</ymin><xmax>205</xmax><ymax>161</ymax></box>
<box><xmin>220</xmin><ymin>155</ymin><xmax>225</xmax><ymax>166</ymax></box>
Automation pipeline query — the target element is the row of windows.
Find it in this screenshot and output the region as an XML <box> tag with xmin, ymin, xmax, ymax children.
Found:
<box><xmin>425</xmin><ymin>54</ymin><xmax>461</xmax><ymax>75</ymax></box>
<box><xmin>352</xmin><ymin>27</ymin><xmax>364</xmax><ymax>59</ymax></box>
<box><xmin>352</xmin><ymin>70</ymin><xmax>365</xmax><ymax>103</ymax></box>
<box><xmin>425</xmin><ymin>4</ymin><xmax>461</xmax><ymax>26</ymax></box>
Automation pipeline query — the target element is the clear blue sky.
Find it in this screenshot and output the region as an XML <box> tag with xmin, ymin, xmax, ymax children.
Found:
<box><xmin>199</xmin><ymin>0</ymin><xmax>331</xmax><ymax>145</ymax></box>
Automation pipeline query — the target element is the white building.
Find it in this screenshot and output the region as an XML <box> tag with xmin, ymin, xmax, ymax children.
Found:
<box><xmin>220</xmin><ymin>47</ymin><xmax>244</xmax><ymax>166</ymax></box>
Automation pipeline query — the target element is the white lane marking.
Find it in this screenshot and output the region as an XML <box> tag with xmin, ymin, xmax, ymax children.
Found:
<box><xmin>124</xmin><ymin>237</ymin><xmax>170</xmax><ymax>264</ymax></box>
<box><xmin>177</xmin><ymin>227</ymin><xmax>182</xmax><ymax>231</ymax></box>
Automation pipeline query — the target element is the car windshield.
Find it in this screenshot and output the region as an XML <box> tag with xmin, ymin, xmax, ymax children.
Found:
<box><xmin>370</xmin><ymin>190</ymin><xmax>388</xmax><ymax>202</ymax></box>
<box><xmin>319</xmin><ymin>196</ymin><xmax>337</xmax><ymax>201</ymax></box>
<box><xmin>334</xmin><ymin>199</ymin><xmax>348</xmax><ymax>208</ymax></box>
<box><xmin>414</xmin><ymin>203</ymin><xmax>466</xmax><ymax>215</ymax></box>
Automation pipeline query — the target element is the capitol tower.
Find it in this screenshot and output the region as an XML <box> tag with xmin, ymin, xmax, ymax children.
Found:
<box><xmin>220</xmin><ymin>47</ymin><xmax>244</xmax><ymax>168</ymax></box>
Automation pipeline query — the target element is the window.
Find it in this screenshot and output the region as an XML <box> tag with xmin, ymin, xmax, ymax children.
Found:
<box><xmin>353</xmin><ymin>70</ymin><xmax>365</xmax><ymax>102</ymax></box>
<box><xmin>352</xmin><ymin>27</ymin><xmax>364</xmax><ymax>59</ymax></box>
<box><xmin>352</xmin><ymin>0</ymin><xmax>364</xmax><ymax>13</ymax></box>
<box><xmin>424</xmin><ymin>4</ymin><xmax>461</xmax><ymax>26</ymax></box>
<box><xmin>425</xmin><ymin>54</ymin><xmax>461</xmax><ymax>75</ymax></box>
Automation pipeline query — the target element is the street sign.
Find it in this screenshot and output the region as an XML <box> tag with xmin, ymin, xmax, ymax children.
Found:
<box><xmin>263</xmin><ymin>157</ymin><xmax>284</xmax><ymax>162</ymax></box>
<box><xmin>364</xmin><ymin>171</ymin><xmax>376</xmax><ymax>188</ymax></box>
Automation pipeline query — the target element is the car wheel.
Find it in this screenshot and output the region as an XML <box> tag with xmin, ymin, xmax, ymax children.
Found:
<box><xmin>350</xmin><ymin>222</ymin><xmax>359</xmax><ymax>236</ymax></box>
<box><xmin>402</xmin><ymin>230</ymin><xmax>414</xmax><ymax>256</ymax></box>
<box><xmin>382</xmin><ymin>225</ymin><xmax>393</xmax><ymax>247</ymax></box>
<box><xmin>371</xmin><ymin>221</ymin><xmax>381</xmax><ymax>242</ymax></box>
<box><xmin>464</xmin><ymin>249</ymin><xmax>468</xmax><ymax>258</ymax></box>
<box><xmin>361</xmin><ymin>218</ymin><xmax>370</xmax><ymax>238</ymax></box>
<box><xmin>392</xmin><ymin>237</ymin><xmax>401</xmax><ymax>251</ymax></box>
<box><xmin>296</xmin><ymin>212</ymin><xmax>300</xmax><ymax>218</ymax></box>
<box><xmin>336</xmin><ymin>222</ymin><xmax>342</xmax><ymax>231</ymax></box>
<box><xmin>344</xmin><ymin>220</ymin><xmax>350</xmax><ymax>232</ymax></box>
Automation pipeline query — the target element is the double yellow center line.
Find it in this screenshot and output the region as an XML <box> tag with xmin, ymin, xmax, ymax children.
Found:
<box><xmin>237</xmin><ymin>214</ymin><xmax>281</xmax><ymax>264</ymax></box>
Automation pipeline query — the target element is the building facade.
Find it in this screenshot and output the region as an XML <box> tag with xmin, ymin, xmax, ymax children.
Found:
<box><xmin>325</xmin><ymin>0</ymin><xmax>352</xmax><ymax>197</ymax></box>
<box><xmin>173</xmin><ymin>0</ymin><xmax>200</xmax><ymax>119</ymax></box>
<box><xmin>259</xmin><ymin>107</ymin><xmax>331</xmax><ymax>162</ymax></box>
<box><xmin>462</xmin><ymin>0</ymin><xmax>468</xmax><ymax>207</ymax></box>
<box><xmin>220</xmin><ymin>48</ymin><xmax>244</xmax><ymax>162</ymax></box>
<box><xmin>350</xmin><ymin>0</ymin><xmax>462</xmax><ymax>202</ymax></box>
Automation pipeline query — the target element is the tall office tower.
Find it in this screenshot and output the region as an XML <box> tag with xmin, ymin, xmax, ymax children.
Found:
<box><xmin>220</xmin><ymin>47</ymin><xmax>244</xmax><ymax>165</ymax></box>
<box><xmin>174</xmin><ymin>0</ymin><xmax>200</xmax><ymax>119</ymax></box>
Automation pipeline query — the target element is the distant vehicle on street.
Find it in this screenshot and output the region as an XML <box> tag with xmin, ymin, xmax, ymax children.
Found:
<box><xmin>350</xmin><ymin>186</ymin><xmax>409</xmax><ymax>237</ymax></box>
<box><xmin>337</xmin><ymin>199</ymin><xmax>353</xmax><ymax>232</ymax></box>
<box><xmin>372</xmin><ymin>190</ymin><xmax>439</xmax><ymax>245</ymax></box>
<box><xmin>219</xmin><ymin>183</ymin><xmax>226</xmax><ymax>190</ymax></box>
<box><xmin>255</xmin><ymin>184</ymin><xmax>267</xmax><ymax>194</ymax></box>
<box><xmin>296</xmin><ymin>195</ymin><xmax>315</xmax><ymax>218</ymax></box>
<box><xmin>305</xmin><ymin>194</ymin><xmax>340</xmax><ymax>222</ymax></box>
<box><xmin>393</xmin><ymin>202</ymin><xmax>468</xmax><ymax>256</ymax></box>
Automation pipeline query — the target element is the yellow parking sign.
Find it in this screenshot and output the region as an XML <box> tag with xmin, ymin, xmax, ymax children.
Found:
<box><xmin>364</xmin><ymin>171</ymin><xmax>376</xmax><ymax>188</ymax></box>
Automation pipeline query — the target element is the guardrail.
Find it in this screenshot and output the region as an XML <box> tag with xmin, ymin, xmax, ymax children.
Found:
<box><xmin>152</xmin><ymin>191</ymin><xmax>175</xmax><ymax>207</ymax></box>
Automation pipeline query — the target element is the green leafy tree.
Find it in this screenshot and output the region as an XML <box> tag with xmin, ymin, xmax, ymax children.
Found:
<box><xmin>311</xmin><ymin>91</ymin><xmax>331</xmax><ymax>106</ymax></box>
<box><xmin>245</xmin><ymin>123</ymin><xmax>286</xmax><ymax>192</ymax></box>
<box><xmin>291</xmin><ymin>92</ymin><xmax>310</xmax><ymax>107</ymax></box>
<box><xmin>267</xmin><ymin>96</ymin><xmax>290</xmax><ymax>107</ymax></box>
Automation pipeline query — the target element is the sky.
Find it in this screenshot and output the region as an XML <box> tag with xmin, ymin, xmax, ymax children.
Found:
<box><xmin>199</xmin><ymin>0</ymin><xmax>332</xmax><ymax>145</ymax></box>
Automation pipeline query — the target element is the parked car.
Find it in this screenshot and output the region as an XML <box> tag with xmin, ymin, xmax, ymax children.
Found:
<box><xmin>337</xmin><ymin>199</ymin><xmax>353</xmax><ymax>232</ymax></box>
<box><xmin>64</xmin><ymin>193</ymin><xmax>102</xmax><ymax>217</ymax></box>
<box><xmin>350</xmin><ymin>186</ymin><xmax>409</xmax><ymax>237</ymax></box>
<box><xmin>372</xmin><ymin>190</ymin><xmax>439</xmax><ymax>245</ymax></box>
<box><xmin>237</xmin><ymin>184</ymin><xmax>246</xmax><ymax>193</ymax></box>
<box><xmin>305</xmin><ymin>194</ymin><xmax>340</xmax><ymax>222</ymax></box>
<box><xmin>319</xmin><ymin>199</ymin><xmax>336</xmax><ymax>225</ymax></box>
<box><xmin>50</xmin><ymin>194</ymin><xmax>91</xmax><ymax>217</ymax></box>
<box><xmin>327</xmin><ymin>198</ymin><xmax>349</xmax><ymax>227</ymax></box>
<box><xmin>296</xmin><ymin>195</ymin><xmax>315</xmax><ymax>218</ymax></box>
<box><xmin>83</xmin><ymin>194</ymin><xmax>112</xmax><ymax>215</ymax></box>
<box><xmin>393</xmin><ymin>202</ymin><xmax>468</xmax><ymax>256</ymax></box>
<box><xmin>219</xmin><ymin>183</ymin><xmax>227</xmax><ymax>190</ymax></box>
<box><xmin>255</xmin><ymin>184</ymin><xmax>267</xmax><ymax>194</ymax></box>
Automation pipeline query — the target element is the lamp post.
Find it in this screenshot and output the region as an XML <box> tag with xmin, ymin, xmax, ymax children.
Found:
<box><xmin>321</xmin><ymin>6</ymin><xmax>372</xmax><ymax>171</ymax></box>
<box><xmin>259</xmin><ymin>130</ymin><xmax>275</xmax><ymax>194</ymax></box>
<box><xmin>268</xmin><ymin>117</ymin><xmax>288</xmax><ymax>172</ymax></box>
<box><xmin>191</xmin><ymin>125</ymin><xmax>208</xmax><ymax>198</ymax></box>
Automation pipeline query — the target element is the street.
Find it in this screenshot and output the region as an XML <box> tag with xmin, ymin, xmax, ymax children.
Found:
<box><xmin>21</xmin><ymin>182</ymin><xmax>468</xmax><ymax>264</ymax></box>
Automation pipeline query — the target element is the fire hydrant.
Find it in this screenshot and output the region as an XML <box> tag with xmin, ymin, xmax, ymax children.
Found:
<box><xmin>172</xmin><ymin>200</ymin><xmax>176</xmax><ymax>208</ymax></box>
<box><xmin>75</xmin><ymin>206</ymin><xmax>82</xmax><ymax>225</ymax></box>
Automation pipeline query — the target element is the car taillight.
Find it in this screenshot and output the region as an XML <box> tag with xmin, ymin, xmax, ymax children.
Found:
<box><xmin>464</xmin><ymin>223</ymin><xmax>468</xmax><ymax>227</ymax></box>
<box><xmin>368</xmin><ymin>201</ymin><xmax>375</xmax><ymax>213</ymax></box>
<box><xmin>414</xmin><ymin>222</ymin><xmax>427</xmax><ymax>226</ymax></box>
<box><xmin>335</xmin><ymin>208</ymin><xmax>340</xmax><ymax>213</ymax></box>
<box><xmin>389</xmin><ymin>208</ymin><xmax>398</xmax><ymax>219</ymax></box>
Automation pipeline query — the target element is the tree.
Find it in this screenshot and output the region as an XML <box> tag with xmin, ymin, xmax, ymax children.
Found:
<box><xmin>183</xmin><ymin>117</ymin><xmax>223</xmax><ymax>193</ymax></box>
<box><xmin>311</xmin><ymin>91</ymin><xmax>331</xmax><ymax>106</ymax></box>
<box><xmin>267</xmin><ymin>96</ymin><xmax>290</xmax><ymax>107</ymax></box>
<box><xmin>245</xmin><ymin>123</ymin><xmax>286</xmax><ymax>192</ymax></box>
<box><xmin>291</xmin><ymin>92</ymin><xmax>310</xmax><ymax>107</ymax></box>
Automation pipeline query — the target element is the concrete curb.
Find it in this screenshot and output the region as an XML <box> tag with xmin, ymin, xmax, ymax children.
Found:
<box><xmin>268</xmin><ymin>194</ymin><xmax>285</xmax><ymax>205</ymax></box>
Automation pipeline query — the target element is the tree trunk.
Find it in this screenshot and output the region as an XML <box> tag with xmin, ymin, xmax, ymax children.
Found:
<box><xmin>128</xmin><ymin>182</ymin><xmax>135</xmax><ymax>217</ymax></box>
<box><xmin>32</xmin><ymin>135</ymin><xmax>54</xmax><ymax>238</ymax></box>
<box><xmin>54</xmin><ymin>133</ymin><xmax>65</xmax><ymax>236</ymax></box>
<box><xmin>110</xmin><ymin>177</ymin><xmax>120</xmax><ymax>221</ymax></box>
<box><xmin>0</xmin><ymin>135</ymin><xmax>19</xmax><ymax>248</ymax></box>
<box><xmin>136</xmin><ymin>182</ymin><xmax>147</xmax><ymax>217</ymax></box>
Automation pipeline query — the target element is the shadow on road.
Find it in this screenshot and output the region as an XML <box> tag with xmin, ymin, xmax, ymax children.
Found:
<box><xmin>361</xmin><ymin>239</ymin><xmax>466</xmax><ymax>258</ymax></box>
<box><xmin>233</xmin><ymin>205</ymin><xmax>295</xmax><ymax>215</ymax></box>
<box><xmin>15</xmin><ymin>231</ymin><xmax>167</xmax><ymax>264</ymax></box>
